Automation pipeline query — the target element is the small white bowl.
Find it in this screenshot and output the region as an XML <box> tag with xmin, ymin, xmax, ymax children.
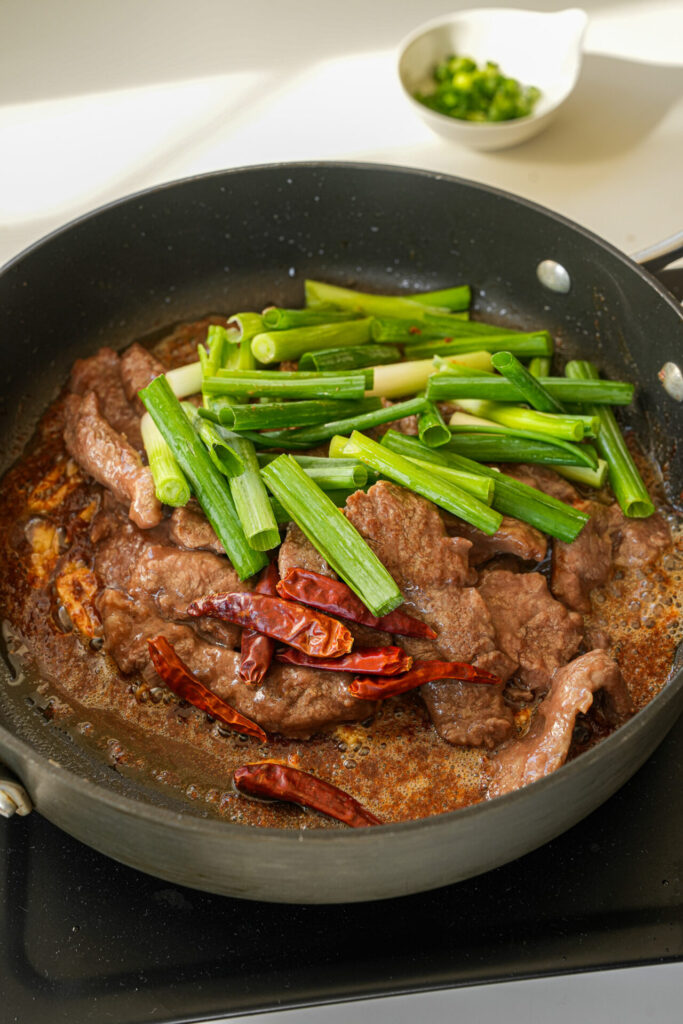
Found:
<box><xmin>398</xmin><ymin>7</ymin><xmax>588</xmax><ymax>151</ymax></box>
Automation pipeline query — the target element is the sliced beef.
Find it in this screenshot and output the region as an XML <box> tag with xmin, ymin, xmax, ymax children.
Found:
<box><xmin>551</xmin><ymin>500</ymin><xmax>613</xmax><ymax>613</ymax></box>
<box><xmin>443</xmin><ymin>513</ymin><xmax>547</xmax><ymax>565</ymax></box>
<box><xmin>278</xmin><ymin>522</ymin><xmax>334</xmax><ymax>579</ymax></box>
<box><xmin>608</xmin><ymin>507</ymin><xmax>671</xmax><ymax>569</ymax></box>
<box><xmin>345</xmin><ymin>482</ymin><xmax>514</xmax><ymax>748</ymax></box>
<box><xmin>120</xmin><ymin>343</ymin><xmax>165</xmax><ymax>413</ymax></box>
<box><xmin>502</xmin><ymin>464</ymin><xmax>579</xmax><ymax>504</ymax></box>
<box><xmin>169</xmin><ymin>505</ymin><xmax>224</xmax><ymax>553</ymax></box>
<box><xmin>478</xmin><ymin>570</ymin><xmax>583</xmax><ymax>695</ymax></box>
<box><xmin>64</xmin><ymin>392</ymin><xmax>162</xmax><ymax>530</ymax></box>
<box><xmin>489</xmin><ymin>650</ymin><xmax>634</xmax><ymax>797</ymax></box>
<box><xmin>151</xmin><ymin>316</ymin><xmax>226</xmax><ymax>370</ymax></box>
<box><xmin>69</xmin><ymin>346</ymin><xmax>143</xmax><ymax>448</ymax></box>
<box><xmin>99</xmin><ymin>589</ymin><xmax>372</xmax><ymax>738</ymax></box>
<box><xmin>127</xmin><ymin>543</ymin><xmax>249</xmax><ymax>648</ymax></box>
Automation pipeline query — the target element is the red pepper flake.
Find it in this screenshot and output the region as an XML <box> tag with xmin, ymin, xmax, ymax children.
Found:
<box><xmin>233</xmin><ymin>762</ymin><xmax>381</xmax><ymax>828</ymax></box>
<box><xmin>349</xmin><ymin>659</ymin><xmax>502</xmax><ymax>699</ymax></box>
<box><xmin>276</xmin><ymin>568</ymin><xmax>436</xmax><ymax>639</ymax></box>
<box><xmin>147</xmin><ymin>635</ymin><xmax>267</xmax><ymax>743</ymax></box>
<box><xmin>188</xmin><ymin>591</ymin><xmax>353</xmax><ymax>658</ymax></box>
<box><xmin>408</xmin><ymin>326</ymin><xmax>422</xmax><ymax>335</ymax></box>
<box><xmin>277</xmin><ymin>645</ymin><xmax>412</xmax><ymax>675</ymax></box>
<box><xmin>239</xmin><ymin>562</ymin><xmax>280</xmax><ymax>684</ymax></box>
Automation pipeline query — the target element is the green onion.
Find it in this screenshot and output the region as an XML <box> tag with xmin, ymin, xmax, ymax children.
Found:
<box><xmin>262</xmin><ymin>307</ymin><xmax>361</xmax><ymax>330</ymax></box>
<box><xmin>406</xmin><ymin>456</ymin><xmax>494</xmax><ymax>504</ymax></box>
<box><xmin>182</xmin><ymin>404</ymin><xmax>244</xmax><ymax>478</ymax></box>
<box><xmin>226</xmin><ymin>313</ymin><xmax>266</xmax><ymax>344</ymax></box>
<box><xmin>370</xmin><ymin>316</ymin><xmax>509</xmax><ymax>343</ymax></box>
<box><xmin>200</xmin><ymin>324</ymin><xmax>231</xmax><ymax>377</ymax></box>
<box><xmin>405</xmin><ymin>330</ymin><xmax>553</xmax><ymax>361</ymax></box>
<box><xmin>408</xmin><ymin>285</ymin><xmax>472</xmax><ymax>310</ymax></box>
<box><xmin>491</xmin><ymin>350</ymin><xmax>566</xmax><ymax>413</ymax></box>
<box><xmin>381</xmin><ymin>430</ymin><xmax>589</xmax><ymax>542</ymax></box>
<box><xmin>204</xmin><ymin>369</ymin><xmax>370</xmax><ymax>401</ymax></box>
<box><xmin>447</xmin><ymin>410</ymin><xmax>599</xmax><ymax>467</ymax></box>
<box><xmin>139</xmin><ymin>376</ymin><xmax>267</xmax><ymax>578</ymax></box>
<box><xmin>140</xmin><ymin>411</ymin><xmax>191</xmax><ymax>507</ymax></box>
<box><xmin>250</xmin><ymin>318</ymin><xmax>373</xmax><ymax>364</ymax></box>
<box><xmin>305</xmin><ymin>280</ymin><xmax>450</xmax><ymax>318</ymax></box>
<box><xmin>256</xmin><ymin>396</ymin><xmax>429</xmax><ymax>448</ymax></box>
<box><xmin>426</xmin><ymin>374</ymin><xmax>635</xmax><ymax>405</ymax></box>
<box><xmin>298</xmin><ymin>343</ymin><xmax>401</xmax><ymax>372</ymax></box>
<box><xmin>341</xmin><ymin>431</ymin><xmax>503</xmax><ymax>535</ymax></box>
<box><xmin>223</xmin><ymin>433</ymin><xmax>281</xmax><ymax>551</ymax></box>
<box><xmin>367</xmin><ymin>351</ymin><xmax>493</xmax><ymax>398</ymax></box>
<box><xmin>565</xmin><ymin>360</ymin><xmax>654</xmax><ymax>517</ymax></box>
<box><xmin>217</xmin><ymin>397</ymin><xmax>380</xmax><ymax>432</ymax></box>
<box><xmin>260</xmin><ymin>455</ymin><xmax>402</xmax><ymax>616</ymax></box>
<box><xmin>417</xmin><ymin>401</ymin><xmax>451</xmax><ymax>447</ymax></box>
<box><xmin>256</xmin><ymin>453</ymin><xmax>369</xmax><ymax>491</ymax></box>
<box><xmin>528</xmin><ymin>356</ymin><xmax>551</xmax><ymax>378</ymax></box>
<box><xmin>444</xmin><ymin>432</ymin><xmax>598</xmax><ymax>467</ymax></box>
<box><xmin>165</xmin><ymin>361</ymin><xmax>203</xmax><ymax>398</ymax></box>
<box><xmin>269</xmin><ymin>488</ymin><xmax>356</xmax><ymax>524</ymax></box>
<box><xmin>555</xmin><ymin>459</ymin><xmax>609</xmax><ymax>489</ymax></box>
<box><xmin>453</xmin><ymin>399</ymin><xmax>596</xmax><ymax>442</ymax></box>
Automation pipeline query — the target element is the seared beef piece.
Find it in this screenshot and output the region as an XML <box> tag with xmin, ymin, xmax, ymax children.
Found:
<box><xmin>120</xmin><ymin>343</ymin><xmax>165</xmax><ymax>412</ymax></box>
<box><xmin>99</xmin><ymin>589</ymin><xmax>372</xmax><ymax>738</ymax></box>
<box><xmin>345</xmin><ymin>482</ymin><xmax>514</xmax><ymax>748</ymax></box>
<box><xmin>151</xmin><ymin>316</ymin><xmax>226</xmax><ymax>370</ymax></box>
<box><xmin>478</xmin><ymin>570</ymin><xmax>583</xmax><ymax>694</ymax></box>
<box><xmin>127</xmin><ymin>544</ymin><xmax>250</xmax><ymax>648</ymax></box>
<box><xmin>64</xmin><ymin>392</ymin><xmax>162</xmax><ymax>530</ymax></box>
<box><xmin>489</xmin><ymin>650</ymin><xmax>634</xmax><ymax>797</ymax></box>
<box><xmin>278</xmin><ymin>522</ymin><xmax>334</xmax><ymax>579</ymax></box>
<box><xmin>169</xmin><ymin>505</ymin><xmax>224</xmax><ymax>553</ymax></box>
<box><xmin>443</xmin><ymin>513</ymin><xmax>547</xmax><ymax>565</ymax></box>
<box><xmin>502</xmin><ymin>464</ymin><xmax>579</xmax><ymax>504</ymax></box>
<box><xmin>69</xmin><ymin>346</ymin><xmax>143</xmax><ymax>448</ymax></box>
<box><xmin>551</xmin><ymin>500</ymin><xmax>613</xmax><ymax>613</ymax></box>
<box><xmin>608</xmin><ymin>507</ymin><xmax>671</xmax><ymax>568</ymax></box>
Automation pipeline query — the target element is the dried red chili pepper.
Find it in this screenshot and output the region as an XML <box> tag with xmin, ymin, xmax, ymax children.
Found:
<box><xmin>277</xmin><ymin>645</ymin><xmax>413</xmax><ymax>675</ymax></box>
<box><xmin>349</xmin><ymin>659</ymin><xmax>502</xmax><ymax>700</ymax></box>
<box><xmin>147</xmin><ymin>635</ymin><xmax>267</xmax><ymax>743</ymax></box>
<box><xmin>233</xmin><ymin>762</ymin><xmax>381</xmax><ymax>828</ymax></box>
<box><xmin>276</xmin><ymin>568</ymin><xmax>437</xmax><ymax>639</ymax></box>
<box><xmin>239</xmin><ymin>562</ymin><xmax>280</xmax><ymax>684</ymax></box>
<box><xmin>188</xmin><ymin>592</ymin><xmax>353</xmax><ymax>658</ymax></box>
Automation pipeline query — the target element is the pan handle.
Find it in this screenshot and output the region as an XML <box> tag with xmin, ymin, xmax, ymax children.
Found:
<box><xmin>0</xmin><ymin>760</ymin><xmax>32</xmax><ymax>818</ymax></box>
<box><xmin>631</xmin><ymin>230</ymin><xmax>683</xmax><ymax>273</ymax></box>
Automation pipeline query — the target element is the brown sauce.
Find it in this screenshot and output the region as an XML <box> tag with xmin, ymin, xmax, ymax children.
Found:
<box><xmin>0</xmin><ymin>329</ymin><xmax>681</xmax><ymax>830</ymax></box>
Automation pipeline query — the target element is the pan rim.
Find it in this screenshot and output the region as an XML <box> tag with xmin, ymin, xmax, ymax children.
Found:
<box><xmin>1</xmin><ymin>159</ymin><xmax>681</xmax><ymax>844</ymax></box>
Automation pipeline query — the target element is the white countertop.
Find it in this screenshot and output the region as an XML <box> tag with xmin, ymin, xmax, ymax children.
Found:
<box><xmin>1</xmin><ymin>1</ymin><xmax>681</xmax><ymax>1020</ymax></box>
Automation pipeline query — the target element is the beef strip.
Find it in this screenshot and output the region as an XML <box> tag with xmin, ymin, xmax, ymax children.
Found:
<box><xmin>551</xmin><ymin>500</ymin><xmax>613</xmax><ymax>613</ymax></box>
<box><xmin>477</xmin><ymin>570</ymin><xmax>583</xmax><ymax>695</ymax></box>
<box><xmin>127</xmin><ymin>544</ymin><xmax>249</xmax><ymax>648</ymax></box>
<box><xmin>345</xmin><ymin>481</ymin><xmax>515</xmax><ymax>748</ymax></box>
<box><xmin>169</xmin><ymin>505</ymin><xmax>224</xmax><ymax>553</ymax></box>
<box><xmin>443</xmin><ymin>513</ymin><xmax>547</xmax><ymax>565</ymax></box>
<box><xmin>608</xmin><ymin>507</ymin><xmax>671</xmax><ymax>569</ymax></box>
<box><xmin>69</xmin><ymin>346</ymin><xmax>143</xmax><ymax>448</ymax></box>
<box><xmin>502</xmin><ymin>463</ymin><xmax>580</xmax><ymax>504</ymax></box>
<box><xmin>371</xmin><ymin>398</ymin><xmax>420</xmax><ymax>439</ymax></box>
<box><xmin>489</xmin><ymin>650</ymin><xmax>634</xmax><ymax>797</ymax></box>
<box><xmin>64</xmin><ymin>392</ymin><xmax>162</xmax><ymax>530</ymax></box>
<box><xmin>99</xmin><ymin>588</ymin><xmax>372</xmax><ymax>738</ymax></box>
<box><xmin>120</xmin><ymin>342</ymin><xmax>165</xmax><ymax>413</ymax></box>
<box><xmin>278</xmin><ymin>522</ymin><xmax>334</xmax><ymax>578</ymax></box>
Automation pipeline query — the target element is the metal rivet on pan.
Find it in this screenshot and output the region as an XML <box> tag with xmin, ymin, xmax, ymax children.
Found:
<box><xmin>536</xmin><ymin>260</ymin><xmax>571</xmax><ymax>294</ymax></box>
<box><xmin>658</xmin><ymin>362</ymin><xmax>683</xmax><ymax>402</ymax></box>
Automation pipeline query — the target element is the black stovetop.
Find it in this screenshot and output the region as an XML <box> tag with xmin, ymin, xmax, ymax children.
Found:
<box><xmin>1</xmin><ymin>712</ymin><xmax>681</xmax><ymax>1024</ymax></box>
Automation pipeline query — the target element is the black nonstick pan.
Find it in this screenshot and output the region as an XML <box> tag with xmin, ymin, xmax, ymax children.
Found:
<box><xmin>0</xmin><ymin>162</ymin><xmax>681</xmax><ymax>903</ymax></box>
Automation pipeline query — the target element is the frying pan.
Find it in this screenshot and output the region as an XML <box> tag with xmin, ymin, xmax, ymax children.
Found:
<box><xmin>0</xmin><ymin>163</ymin><xmax>681</xmax><ymax>904</ymax></box>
